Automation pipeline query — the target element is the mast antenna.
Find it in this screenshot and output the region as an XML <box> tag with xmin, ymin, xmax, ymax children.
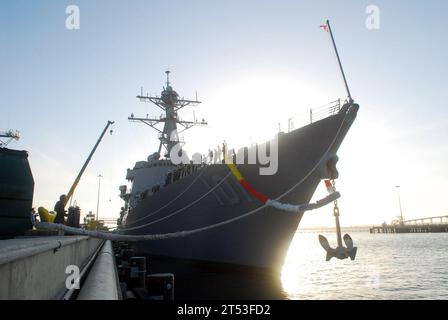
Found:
<box><xmin>165</xmin><ymin>70</ymin><xmax>171</xmax><ymax>86</ymax></box>
<box><xmin>130</xmin><ymin>71</ymin><xmax>207</xmax><ymax>158</ymax></box>
<box><xmin>0</xmin><ymin>130</ymin><xmax>20</xmax><ymax>147</ymax></box>
<box><xmin>324</xmin><ymin>19</ymin><xmax>353</xmax><ymax>103</ymax></box>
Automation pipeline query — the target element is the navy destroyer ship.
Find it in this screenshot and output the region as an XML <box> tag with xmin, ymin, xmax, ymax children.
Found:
<box><xmin>118</xmin><ymin>21</ymin><xmax>359</xmax><ymax>271</ymax></box>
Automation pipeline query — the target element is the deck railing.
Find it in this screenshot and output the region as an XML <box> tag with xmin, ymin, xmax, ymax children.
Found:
<box><xmin>285</xmin><ymin>99</ymin><xmax>343</xmax><ymax>133</ymax></box>
<box><xmin>309</xmin><ymin>99</ymin><xmax>342</xmax><ymax>124</ymax></box>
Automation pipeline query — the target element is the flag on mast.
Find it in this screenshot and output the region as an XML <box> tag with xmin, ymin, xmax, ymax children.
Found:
<box><xmin>320</xmin><ymin>23</ymin><xmax>329</xmax><ymax>32</ymax></box>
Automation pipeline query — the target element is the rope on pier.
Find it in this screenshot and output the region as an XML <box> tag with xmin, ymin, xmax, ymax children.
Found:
<box><xmin>34</xmin><ymin>104</ymin><xmax>354</xmax><ymax>246</ymax></box>
<box><xmin>104</xmin><ymin>103</ymin><xmax>353</xmax><ymax>233</ymax></box>
<box><xmin>49</xmin><ymin>104</ymin><xmax>352</xmax><ymax>242</ymax></box>
<box><xmin>35</xmin><ymin>192</ymin><xmax>340</xmax><ymax>242</ymax></box>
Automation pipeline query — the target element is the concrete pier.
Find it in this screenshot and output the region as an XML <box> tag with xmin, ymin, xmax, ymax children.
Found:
<box><xmin>0</xmin><ymin>236</ymin><xmax>103</xmax><ymax>299</ymax></box>
<box><xmin>370</xmin><ymin>215</ymin><xmax>448</xmax><ymax>234</ymax></box>
<box><xmin>370</xmin><ymin>223</ymin><xmax>448</xmax><ymax>234</ymax></box>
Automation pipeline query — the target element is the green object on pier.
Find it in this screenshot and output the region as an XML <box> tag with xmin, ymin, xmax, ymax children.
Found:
<box><xmin>0</xmin><ymin>148</ymin><xmax>34</xmax><ymax>238</ymax></box>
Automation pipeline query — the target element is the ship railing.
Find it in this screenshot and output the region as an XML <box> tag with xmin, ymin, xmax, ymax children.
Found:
<box><xmin>157</xmin><ymin>99</ymin><xmax>344</xmax><ymax>191</ymax></box>
<box><xmin>309</xmin><ymin>99</ymin><xmax>342</xmax><ymax>123</ymax></box>
<box><xmin>285</xmin><ymin>98</ymin><xmax>342</xmax><ymax>133</ymax></box>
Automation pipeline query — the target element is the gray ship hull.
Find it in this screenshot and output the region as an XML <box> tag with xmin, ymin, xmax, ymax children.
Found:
<box><xmin>121</xmin><ymin>104</ymin><xmax>358</xmax><ymax>271</ymax></box>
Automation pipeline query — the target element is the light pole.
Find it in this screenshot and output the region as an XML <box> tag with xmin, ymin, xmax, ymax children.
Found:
<box><xmin>96</xmin><ymin>174</ymin><xmax>103</xmax><ymax>222</ymax></box>
<box><xmin>395</xmin><ymin>185</ymin><xmax>404</xmax><ymax>224</ymax></box>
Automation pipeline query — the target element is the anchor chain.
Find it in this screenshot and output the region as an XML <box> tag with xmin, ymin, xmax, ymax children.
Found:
<box><xmin>332</xmin><ymin>180</ymin><xmax>343</xmax><ymax>249</ymax></box>
<box><xmin>318</xmin><ymin>179</ymin><xmax>358</xmax><ymax>261</ymax></box>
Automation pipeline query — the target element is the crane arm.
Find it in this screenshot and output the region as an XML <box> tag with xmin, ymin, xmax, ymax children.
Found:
<box><xmin>63</xmin><ymin>120</ymin><xmax>114</xmax><ymax>208</ymax></box>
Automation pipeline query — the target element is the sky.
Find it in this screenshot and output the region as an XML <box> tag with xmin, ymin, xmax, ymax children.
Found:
<box><xmin>1</xmin><ymin>0</ymin><xmax>447</xmax><ymax>227</ymax></box>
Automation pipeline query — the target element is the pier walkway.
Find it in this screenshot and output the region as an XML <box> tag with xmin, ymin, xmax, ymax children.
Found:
<box><xmin>370</xmin><ymin>215</ymin><xmax>448</xmax><ymax>234</ymax></box>
<box><xmin>0</xmin><ymin>236</ymin><xmax>103</xmax><ymax>299</ymax></box>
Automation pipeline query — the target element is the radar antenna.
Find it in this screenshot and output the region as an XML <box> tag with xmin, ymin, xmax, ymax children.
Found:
<box><xmin>129</xmin><ymin>71</ymin><xmax>207</xmax><ymax>158</ymax></box>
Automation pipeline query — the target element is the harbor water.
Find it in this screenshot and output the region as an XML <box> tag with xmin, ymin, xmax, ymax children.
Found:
<box><xmin>281</xmin><ymin>230</ymin><xmax>448</xmax><ymax>299</ymax></box>
<box><xmin>170</xmin><ymin>230</ymin><xmax>448</xmax><ymax>300</ymax></box>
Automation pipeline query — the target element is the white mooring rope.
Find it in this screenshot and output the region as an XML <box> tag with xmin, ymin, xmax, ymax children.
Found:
<box><xmin>37</xmin><ymin>105</ymin><xmax>353</xmax><ymax>242</ymax></box>
<box><xmin>118</xmin><ymin>104</ymin><xmax>350</xmax><ymax>232</ymax></box>
<box><xmin>35</xmin><ymin>192</ymin><xmax>340</xmax><ymax>242</ymax></box>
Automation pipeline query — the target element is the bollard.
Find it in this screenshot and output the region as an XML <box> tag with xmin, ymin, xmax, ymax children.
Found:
<box><xmin>129</xmin><ymin>256</ymin><xmax>146</xmax><ymax>289</ymax></box>
<box><xmin>125</xmin><ymin>290</ymin><xmax>137</xmax><ymax>300</ymax></box>
<box><xmin>146</xmin><ymin>273</ymin><xmax>175</xmax><ymax>300</ymax></box>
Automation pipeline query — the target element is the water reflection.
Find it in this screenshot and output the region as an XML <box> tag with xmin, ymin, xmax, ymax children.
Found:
<box><xmin>281</xmin><ymin>231</ymin><xmax>367</xmax><ymax>300</ymax></box>
<box><xmin>281</xmin><ymin>231</ymin><xmax>325</xmax><ymax>298</ymax></box>
<box><xmin>280</xmin><ymin>231</ymin><xmax>383</xmax><ymax>300</ymax></box>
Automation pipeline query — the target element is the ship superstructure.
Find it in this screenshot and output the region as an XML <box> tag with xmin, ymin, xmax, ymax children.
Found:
<box><xmin>120</xmin><ymin>71</ymin><xmax>207</xmax><ymax>217</ymax></box>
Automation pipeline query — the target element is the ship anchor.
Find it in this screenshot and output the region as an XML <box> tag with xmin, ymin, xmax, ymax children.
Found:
<box><xmin>318</xmin><ymin>181</ymin><xmax>357</xmax><ymax>261</ymax></box>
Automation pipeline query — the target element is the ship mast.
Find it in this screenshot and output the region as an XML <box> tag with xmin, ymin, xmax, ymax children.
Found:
<box><xmin>129</xmin><ymin>71</ymin><xmax>207</xmax><ymax>158</ymax></box>
<box><xmin>0</xmin><ymin>130</ymin><xmax>20</xmax><ymax>147</ymax></box>
<box><xmin>324</xmin><ymin>19</ymin><xmax>353</xmax><ymax>103</ymax></box>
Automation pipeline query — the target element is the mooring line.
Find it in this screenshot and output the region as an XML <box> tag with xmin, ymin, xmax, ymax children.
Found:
<box><xmin>36</xmin><ymin>192</ymin><xmax>340</xmax><ymax>242</ymax></box>
<box><xmin>57</xmin><ymin>106</ymin><xmax>352</xmax><ymax>239</ymax></box>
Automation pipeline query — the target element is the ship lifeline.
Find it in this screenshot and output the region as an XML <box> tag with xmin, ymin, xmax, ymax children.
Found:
<box><xmin>117</xmin><ymin>22</ymin><xmax>359</xmax><ymax>271</ymax></box>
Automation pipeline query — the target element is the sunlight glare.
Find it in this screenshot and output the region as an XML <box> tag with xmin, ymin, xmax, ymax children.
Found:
<box><xmin>184</xmin><ymin>74</ymin><xmax>327</xmax><ymax>156</ymax></box>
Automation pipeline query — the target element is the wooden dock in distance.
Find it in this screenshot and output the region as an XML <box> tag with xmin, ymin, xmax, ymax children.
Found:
<box><xmin>370</xmin><ymin>215</ymin><xmax>448</xmax><ymax>234</ymax></box>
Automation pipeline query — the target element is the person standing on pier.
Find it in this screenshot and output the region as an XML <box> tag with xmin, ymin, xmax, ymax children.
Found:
<box><xmin>54</xmin><ymin>195</ymin><xmax>67</xmax><ymax>224</ymax></box>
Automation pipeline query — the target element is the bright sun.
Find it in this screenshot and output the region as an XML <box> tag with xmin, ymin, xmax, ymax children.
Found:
<box><xmin>184</xmin><ymin>74</ymin><xmax>328</xmax><ymax>156</ymax></box>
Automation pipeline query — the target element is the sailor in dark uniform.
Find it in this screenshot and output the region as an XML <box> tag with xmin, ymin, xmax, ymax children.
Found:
<box><xmin>54</xmin><ymin>194</ymin><xmax>67</xmax><ymax>224</ymax></box>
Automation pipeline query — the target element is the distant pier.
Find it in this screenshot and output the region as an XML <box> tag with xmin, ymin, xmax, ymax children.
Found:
<box><xmin>370</xmin><ymin>215</ymin><xmax>448</xmax><ymax>234</ymax></box>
